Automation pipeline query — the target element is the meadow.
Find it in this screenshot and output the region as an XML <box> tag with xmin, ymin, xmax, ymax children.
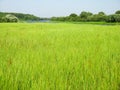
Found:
<box><xmin>0</xmin><ymin>23</ymin><xmax>120</xmax><ymax>90</ymax></box>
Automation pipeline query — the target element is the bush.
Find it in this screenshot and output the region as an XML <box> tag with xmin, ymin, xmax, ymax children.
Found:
<box><xmin>0</xmin><ymin>17</ymin><xmax>2</xmax><ymax>22</ymax></box>
<box><xmin>87</xmin><ymin>14</ymin><xmax>105</xmax><ymax>22</ymax></box>
<box><xmin>106</xmin><ymin>14</ymin><xmax>120</xmax><ymax>22</ymax></box>
<box><xmin>69</xmin><ymin>13</ymin><xmax>78</xmax><ymax>17</ymax></box>
<box><xmin>2</xmin><ymin>14</ymin><xmax>19</xmax><ymax>22</ymax></box>
<box><xmin>114</xmin><ymin>14</ymin><xmax>120</xmax><ymax>22</ymax></box>
<box><xmin>51</xmin><ymin>11</ymin><xmax>120</xmax><ymax>23</ymax></box>
<box><xmin>115</xmin><ymin>10</ymin><xmax>120</xmax><ymax>14</ymax></box>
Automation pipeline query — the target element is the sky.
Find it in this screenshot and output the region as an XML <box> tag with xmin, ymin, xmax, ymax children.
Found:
<box><xmin>0</xmin><ymin>0</ymin><xmax>120</xmax><ymax>17</ymax></box>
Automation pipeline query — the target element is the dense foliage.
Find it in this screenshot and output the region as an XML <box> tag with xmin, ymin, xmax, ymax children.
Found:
<box><xmin>0</xmin><ymin>12</ymin><xmax>40</xmax><ymax>22</ymax></box>
<box><xmin>0</xmin><ymin>10</ymin><xmax>120</xmax><ymax>23</ymax></box>
<box><xmin>106</xmin><ymin>14</ymin><xmax>120</xmax><ymax>22</ymax></box>
<box><xmin>51</xmin><ymin>10</ymin><xmax>120</xmax><ymax>22</ymax></box>
<box><xmin>1</xmin><ymin>14</ymin><xmax>19</xmax><ymax>22</ymax></box>
<box><xmin>115</xmin><ymin>10</ymin><xmax>120</xmax><ymax>14</ymax></box>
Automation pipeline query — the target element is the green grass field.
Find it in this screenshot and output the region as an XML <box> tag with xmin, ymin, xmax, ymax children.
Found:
<box><xmin>0</xmin><ymin>23</ymin><xmax>120</xmax><ymax>90</ymax></box>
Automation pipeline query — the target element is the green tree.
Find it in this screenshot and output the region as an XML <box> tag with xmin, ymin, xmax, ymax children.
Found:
<box><xmin>69</xmin><ymin>13</ymin><xmax>78</xmax><ymax>21</ymax></box>
<box><xmin>79</xmin><ymin>11</ymin><xmax>93</xmax><ymax>21</ymax></box>
<box><xmin>2</xmin><ymin>14</ymin><xmax>19</xmax><ymax>22</ymax></box>
<box><xmin>80</xmin><ymin>11</ymin><xmax>88</xmax><ymax>19</ymax></box>
<box><xmin>106</xmin><ymin>14</ymin><xmax>120</xmax><ymax>22</ymax></box>
<box><xmin>69</xmin><ymin>13</ymin><xmax>78</xmax><ymax>17</ymax></box>
<box><xmin>115</xmin><ymin>10</ymin><xmax>120</xmax><ymax>14</ymax></box>
<box><xmin>98</xmin><ymin>12</ymin><xmax>105</xmax><ymax>15</ymax></box>
<box><xmin>0</xmin><ymin>17</ymin><xmax>2</xmax><ymax>22</ymax></box>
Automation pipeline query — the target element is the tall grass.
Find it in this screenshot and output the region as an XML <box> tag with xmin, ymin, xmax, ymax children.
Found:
<box><xmin>0</xmin><ymin>23</ymin><xmax>120</xmax><ymax>90</ymax></box>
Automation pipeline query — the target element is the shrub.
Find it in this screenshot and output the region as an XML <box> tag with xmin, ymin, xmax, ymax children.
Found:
<box><xmin>115</xmin><ymin>10</ymin><xmax>120</xmax><ymax>14</ymax></box>
<box><xmin>2</xmin><ymin>14</ymin><xmax>19</xmax><ymax>22</ymax></box>
<box><xmin>106</xmin><ymin>14</ymin><xmax>120</xmax><ymax>22</ymax></box>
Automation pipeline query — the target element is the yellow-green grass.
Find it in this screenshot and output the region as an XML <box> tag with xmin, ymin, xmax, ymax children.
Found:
<box><xmin>0</xmin><ymin>23</ymin><xmax>120</xmax><ymax>90</ymax></box>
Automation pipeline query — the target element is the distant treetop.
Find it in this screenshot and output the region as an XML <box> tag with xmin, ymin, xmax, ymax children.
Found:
<box><xmin>115</xmin><ymin>10</ymin><xmax>120</xmax><ymax>14</ymax></box>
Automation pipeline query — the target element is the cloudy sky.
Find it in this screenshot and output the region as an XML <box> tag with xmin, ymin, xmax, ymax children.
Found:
<box><xmin>0</xmin><ymin>0</ymin><xmax>120</xmax><ymax>17</ymax></box>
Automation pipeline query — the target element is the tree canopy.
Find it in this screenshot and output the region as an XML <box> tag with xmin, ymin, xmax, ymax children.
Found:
<box><xmin>51</xmin><ymin>10</ymin><xmax>120</xmax><ymax>22</ymax></box>
<box><xmin>115</xmin><ymin>10</ymin><xmax>120</xmax><ymax>14</ymax></box>
<box><xmin>0</xmin><ymin>12</ymin><xmax>40</xmax><ymax>22</ymax></box>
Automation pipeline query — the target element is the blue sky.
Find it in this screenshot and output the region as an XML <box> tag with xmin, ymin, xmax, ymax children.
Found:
<box><xmin>0</xmin><ymin>0</ymin><xmax>120</xmax><ymax>17</ymax></box>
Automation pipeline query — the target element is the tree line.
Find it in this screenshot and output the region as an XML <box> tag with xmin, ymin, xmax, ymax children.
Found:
<box><xmin>51</xmin><ymin>10</ymin><xmax>120</xmax><ymax>22</ymax></box>
<box><xmin>0</xmin><ymin>12</ymin><xmax>40</xmax><ymax>22</ymax></box>
<box><xmin>0</xmin><ymin>10</ymin><xmax>120</xmax><ymax>23</ymax></box>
